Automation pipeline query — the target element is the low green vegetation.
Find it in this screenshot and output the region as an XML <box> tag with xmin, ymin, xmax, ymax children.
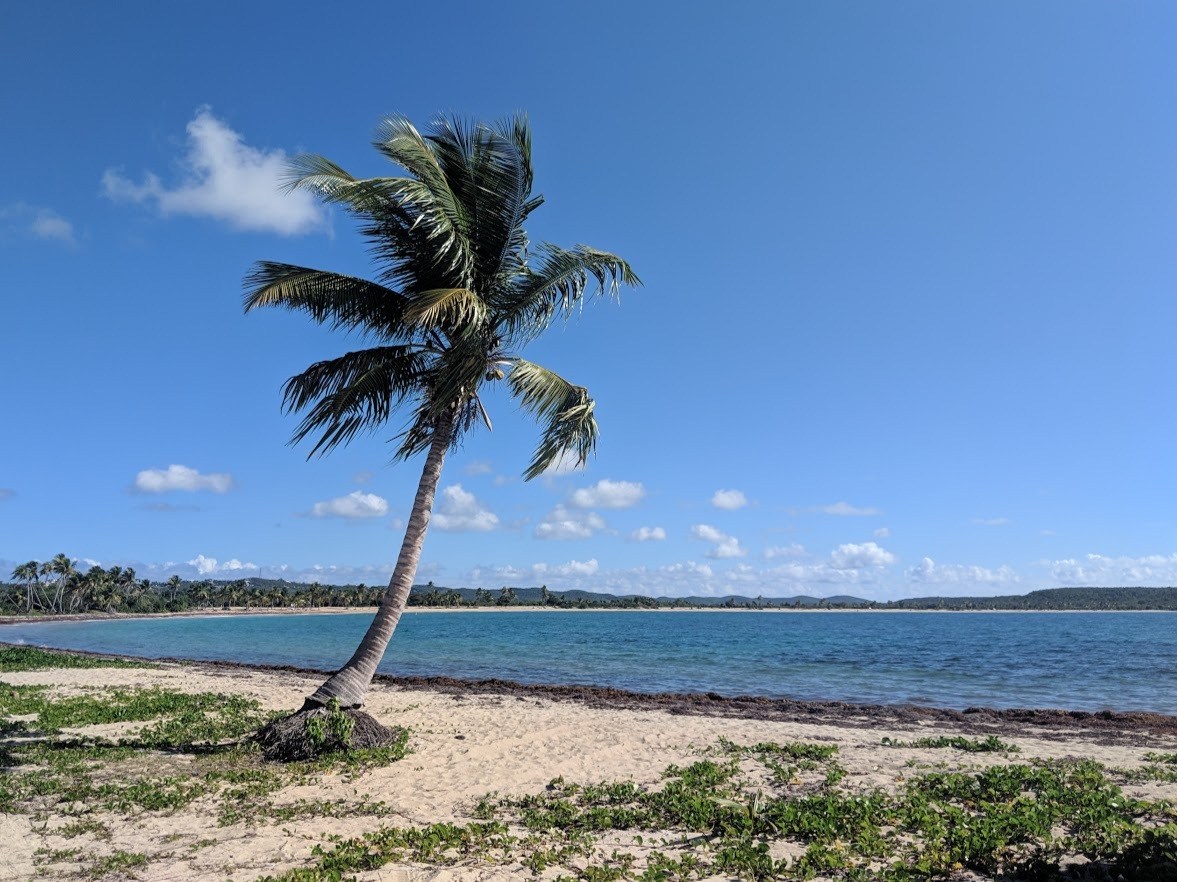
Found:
<box><xmin>256</xmin><ymin>738</ymin><xmax>1177</xmax><ymax>881</ymax></box>
<box><xmin>0</xmin><ymin>644</ymin><xmax>152</xmax><ymax>672</ymax></box>
<box><xmin>2</xmin><ymin>652</ymin><xmax>410</xmax><ymax>879</ymax></box>
<box><xmin>880</xmin><ymin>734</ymin><xmax>1019</xmax><ymax>753</ymax></box>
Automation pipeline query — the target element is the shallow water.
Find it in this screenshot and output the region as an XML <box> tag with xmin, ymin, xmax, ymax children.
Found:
<box><xmin>2</xmin><ymin>610</ymin><xmax>1174</xmax><ymax>713</ymax></box>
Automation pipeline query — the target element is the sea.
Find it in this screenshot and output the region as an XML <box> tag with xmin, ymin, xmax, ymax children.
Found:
<box><xmin>1</xmin><ymin>610</ymin><xmax>1174</xmax><ymax>714</ymax></box>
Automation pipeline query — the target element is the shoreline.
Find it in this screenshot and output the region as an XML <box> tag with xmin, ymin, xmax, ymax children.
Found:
<box><xmin>4</xmin><ymin>641</ymin><xmax>1175</xmax><ymax>742</ymax></box>
<box><xmin>2</xmin><ymin>605</ymin><xmax>1174</xmax><ymax>627</ymax></box>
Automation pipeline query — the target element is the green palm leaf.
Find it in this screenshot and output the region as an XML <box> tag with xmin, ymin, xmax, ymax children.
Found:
<box><xmin>498</xmin><ymin>243</ymin><xmax>640</xmax><ymax>343</ymax></box>
<box><xmin>243</xmin><ymin>262</ymin><xmax>409</xmax><ymax>340</ymax></box>
<box><xmin>282</xmin><ymin>346</ymin><xmax>429</xmax><ymax>457</ymax></box>
<box><xmin>508</xmin><ymin>359</ymin><xmax>599</xmax><ymax>480</ymax></box>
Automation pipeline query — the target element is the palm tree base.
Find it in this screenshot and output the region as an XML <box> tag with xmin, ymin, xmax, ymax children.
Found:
<box><xmin>254</xmin><ymin>705</ymin><xmax>405</xmax><ymax>762</ymax></box>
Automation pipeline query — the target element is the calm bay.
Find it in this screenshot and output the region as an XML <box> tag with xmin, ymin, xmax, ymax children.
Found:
<box><xmin>1</xmin><ymin>609</ymin><xmax>1173</xmax><ymax>714</ymax></box>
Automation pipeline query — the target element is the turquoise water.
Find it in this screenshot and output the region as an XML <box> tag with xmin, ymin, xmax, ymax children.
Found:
<box><xmin>1</xmin><ymin>610</ymin><xmax>1173</xmax><ymax>713</ymax></box>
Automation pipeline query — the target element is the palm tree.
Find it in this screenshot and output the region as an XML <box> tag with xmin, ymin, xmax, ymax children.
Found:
<box><xmin>41</xmin><ymin>554</ymin><xmax>76</xmax><ymax>614</ymax></box>
<box><xmin>165</xmin><ymin>575</ymin><xmax>183</xmax><ymax>606</ymax></box>
<box><xmin>246</xmin><ymin>114</ymin><xmax>637</xmax><ymax>724</ymax></box>
<box><xmin>11</xmin><ymin>561</ymin><xmax>41</xmax><ymax>613</ymax></box>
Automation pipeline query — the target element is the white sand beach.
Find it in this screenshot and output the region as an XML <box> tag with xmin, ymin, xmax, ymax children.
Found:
<box><xmin>5</xmin><ymin>658</ymin><xmax>1176</xmax><ymax>881</ymax></box>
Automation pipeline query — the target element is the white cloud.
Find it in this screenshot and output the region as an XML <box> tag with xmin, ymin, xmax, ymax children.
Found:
<box><xmin>102</xmin><ymin>107</ymin><xmax>327</xmax><ymax>236</ymax></box>
<box><xmin>432</xmin><ymin>484</ymin><xmax>499</xmax><ymax>532</ymax></box>
<box><xmin>873</xmin><ymin>527</ymin><xmax>890</xmax><ymax>539</ymax></box>
<box><xmin>711</xmin><ymin>489</ymin><xmax>748</xmax><ymax>510</ymax></box>
<box><xmin>907</xmin><ymin>557</ymin><xmax>1018</xmax><ymax>586</ymax></box>
<box><xmin>134</xmin><ymin>464</ymin><xmax>233</xmax><ymax>494</ymax></box>
<box><xmin>186</xmin><ymin>555</ymin><xmax>259</xmax><ymax>576</ymax></box>
<box><xmin>1</xmin><ymin>203</ymin><xmax>76</xmax><ymax>245</ymax></box>
<box><xmin>1049</xmin><ymin>552</ymin><xmax>1177</xmax><ymax>586</ymax></box>
<box><xmin>309</xmin><ymin>490</ymin><xmax>389</xmax><ymax>519</ymax></box>
<box><xmin>534</xmin><ymin>505</ymin><xmax>606</xmax><ymax>540</ymax></box>
<box><xmin>631</xmin><ymin>526</ymin><xmax>667</xmax><ymax>542</ymax></box>
<box><xmin>691</xmin><ymin>523</ymin><xmax>747</xmax><ymax>559</ymax></box>
<box><xmin>353</xmin><ymin>470</ymin><xmax>375</xmax><ymax>484</ymax></box>
<box><xmin>764</xmin><ymin>543</ymin><xmax>806</xmax><ymax>560</ymax></box>
<box><xmin>570</xmin><ymin>479</ymin><xmax>646</xmax><ymax>509</ymax></box>
<box><xmin>819</xmin><ymin>501</ymin><xmax>882</xmax><ymax>516</ymax></box>
<box><xmin>463</xmin><ymin>460</ymin><xmax>493</xmax><ymax>476</ymax></box>
<box><xmin>534</xmin><ymin>558</ymin><xmax>600</xmax><ymax>577</ymax></box>
<box><xmin>972</xmin><ymin>517</ymin><xmax>1010</xmax><ymax>526</ymax></box>
<box><xmin>830</xmin><ymin>542</ymin><xmax>895</xmax><ymax>570</ymax></box>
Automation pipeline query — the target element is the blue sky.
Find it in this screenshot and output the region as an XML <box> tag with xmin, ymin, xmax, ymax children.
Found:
<box><xmin>3</xmin><ymin>2</ymin><xmax>1176</xmax><ymax>598</ymax></box>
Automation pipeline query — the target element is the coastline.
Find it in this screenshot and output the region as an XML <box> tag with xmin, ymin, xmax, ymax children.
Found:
<box><xmin>5</xmin><ymin>650</ymin><xmax>1176</xmax><ymax>881</ymax></box>
<box><xmin>2</xmin><ymin>604</ymin><xmax>1174</xmax><ymax>627</ymax></box>
<box><xmin>3</xmin><ymin>641</ymin><xmax>1175</xmax><ymax>740</ymax></box>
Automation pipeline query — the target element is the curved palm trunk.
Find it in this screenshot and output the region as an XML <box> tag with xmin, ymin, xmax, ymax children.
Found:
<box><xmin>304</xmin><ymin>413</ymin><xmax>454</xmax><ymax>710</ymax></box>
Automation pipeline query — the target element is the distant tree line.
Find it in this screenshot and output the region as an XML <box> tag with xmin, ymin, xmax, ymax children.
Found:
<box><xmin>5</xmin><ymin>556</ymin><xmax>1177</xmax><ymax>616</ymax></box>
<box><xmin>3</xmin><ymin>555</ymin><xmax>387</xmax><ymax>616</ymax></box>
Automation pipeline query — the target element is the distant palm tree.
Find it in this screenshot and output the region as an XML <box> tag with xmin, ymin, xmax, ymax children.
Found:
<box><xmin>165</xmin><ymin>575</ymin><xmax>183</xmax><ymax>606</ymax></box>
<box><xmin>246</xmin><ymin>114</ymin><xmax>637</xmax><ymax>713</ymax></box>
<box><xmin>11</xmin><ymin>561</ymin><xmax>41</xmax><ymax>612</ymax></box>
<box><xmin>41</xmin><ymin>554</ymin><xmax>76</xmax><ymax>614</ymax></box>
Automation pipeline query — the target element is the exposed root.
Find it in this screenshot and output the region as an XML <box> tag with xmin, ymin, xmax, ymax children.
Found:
<box><xmin>254</xmin><ymin>704</ymin><xmax>404</xmax><ymax>762</ymax></box>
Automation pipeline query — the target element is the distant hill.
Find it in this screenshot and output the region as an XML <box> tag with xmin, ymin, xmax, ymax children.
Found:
<box><xmin>885</xmin><ymin>585</ymin><xmax>1177</xmax><ymax>611</ymax></box>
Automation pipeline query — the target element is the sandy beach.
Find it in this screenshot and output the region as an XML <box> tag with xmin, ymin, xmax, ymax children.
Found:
<box><xmin>4</xmin><ymin>652</ymin><xmax>1177</xmax><ymax>881</ymax></box>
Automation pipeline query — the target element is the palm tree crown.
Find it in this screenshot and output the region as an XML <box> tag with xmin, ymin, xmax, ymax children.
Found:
<box><xmin>245</xmin><ymin>114</ymin><xmax>638</xmax><ymax>478</ymax></box>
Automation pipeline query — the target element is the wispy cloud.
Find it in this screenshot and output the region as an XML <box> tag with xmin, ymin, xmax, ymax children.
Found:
<box><xmin>907</xmin><ymin>557</ymin><xmax>1018</xmax><ymax>586</ymax></box>
<box><xmin>630</xmin><ymin>526</ymin><xmax>667</xmax><ymax>542</ymax></box>
<box><xmin>1049</xmin><ymin>552</ymin><xmax>1177</xmax><ymax>586</ymax></box>
<box><xmin>0</xmin><ymin>488</ymin><xmax>14</xmax><ymax>501</ymax></box>
<box><xmin>764</xmin><ymin>543</ymin><xmax>806</xmax><ymax>560</ymax></box>
<box><xmin>102</xmin><ymin>107</ymin><xmax>327</xmax><ymax>236</ymax></box>
<box><xmin>534</xmin><ymin>505</ymin><xmax>606</xmax><ymax>540</ymax></box>
<box><xmin>1</xmin><ymin>203</ymin><xmax>76</xmax><ymax>245</ymax></box>
<box><xmin>972</xmin><ymin>517</ymin><xmax>1010</xmax><ymax>526</ymax></box>
<box><xmin>569</xmin><ymin>479</ymin><xmax>645</xmax><ymax>509</ymax></box>
<box><xmin>134</xmin><ymin>464</ymin><xmax>233</xmax><ymax>494</ymax></box>
<box><xmin>818</xmin><ymin>501</ymin><xmax>881</xmax><ymax>516</ymax></box>
<box><xmin>138</xmin><ymin>501</ymin><xmax>201</xmax><ymax>513</ymax></box>
<box><xmin>534</xmin><ymin>558</ymin><xmax>599</xmax><ymax>577</ymax></box>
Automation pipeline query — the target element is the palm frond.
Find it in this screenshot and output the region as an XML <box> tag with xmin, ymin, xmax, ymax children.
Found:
<box><xmin>243</xmin><ymin>262</ymin><xmax>409</xmax><ymax>340</ymax></box>
<box><xmin>402</xmin><ymin>287</ymin><xmax>488</xmax><ymax>333</ymax></box>
<box><xmin>508</xmin><ymin>359</ymin><xmax>599</xmax><ymax>480</ymax></box>
<box><xmin>424</xmin><ymin>116</ymin><xmax>535</xmax><ymax>294</ymax></box>
<box><xmin>498</xmin><ymin>244</ymin><xmax>640</xmax><ymax>343</ymax></box>
<box><xmin>282</xmin><ymin>346</ymin><xmax>429</xmax><ymax>458</ymax></box>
